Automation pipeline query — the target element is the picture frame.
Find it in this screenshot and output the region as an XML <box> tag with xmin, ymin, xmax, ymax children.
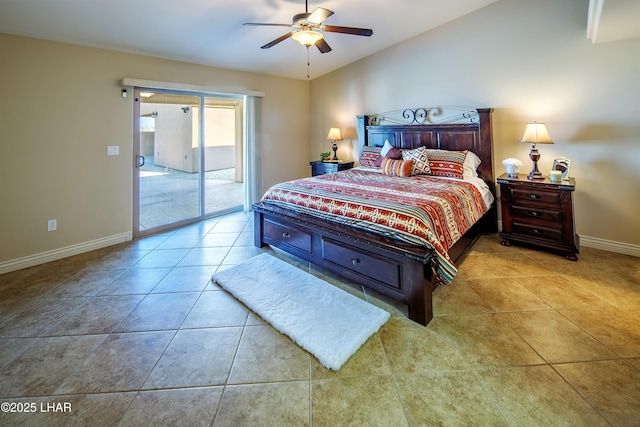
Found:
<box><xmin>552</xmin><ymin>157</ymin><xmax>571</xmax><ymax>180</ymax></box>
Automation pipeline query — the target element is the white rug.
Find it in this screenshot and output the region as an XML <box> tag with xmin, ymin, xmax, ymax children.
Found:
<box><xmin>211</xmin><ymin>253</ymin><xmax>390</xmax><ymax>370</ymax></box>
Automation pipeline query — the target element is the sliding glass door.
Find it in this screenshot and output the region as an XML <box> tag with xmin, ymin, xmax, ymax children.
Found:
<box><xmin>133</xmin><ymin>89</ymin><xmax>245</xmax><ymax>237</ymax></box>
<box><xmin>200</xmin><ymin>98</ymin><xmax>244</xmax><ymax>216</ymax></box>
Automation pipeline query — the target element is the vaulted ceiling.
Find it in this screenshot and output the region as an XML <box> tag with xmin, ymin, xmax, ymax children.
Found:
<box><xmin>0</xmin><ymin>0</ymin><xmax>638</xmax><ymax>80</ymax></box>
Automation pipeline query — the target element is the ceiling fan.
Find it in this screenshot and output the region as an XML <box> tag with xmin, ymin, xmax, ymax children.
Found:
<box><xmin>243</xmin><ymin>0</ymin><xmax>373</xmax><ymax>53</ymax></box>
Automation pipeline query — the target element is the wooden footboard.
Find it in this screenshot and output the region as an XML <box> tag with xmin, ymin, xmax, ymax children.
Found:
<box><xmin>253</xmin><ymin>202</ymin><xmax>436</xmax><ymax>325</ymax></box>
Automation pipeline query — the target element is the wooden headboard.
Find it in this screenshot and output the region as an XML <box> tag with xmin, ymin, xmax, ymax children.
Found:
<box><xmin>356</xmin><ymin>108</ymin><xmax>494</xmax><ymax>190</ymax></box>
<box><xmin>357</xmin><ymin>107</ymin><xmax>496</xmax><ymax>233</ymax></box>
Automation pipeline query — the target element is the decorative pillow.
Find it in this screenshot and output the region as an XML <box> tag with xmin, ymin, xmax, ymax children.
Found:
<box><xmin>386</xmin><ymin>147</ymin><xmax>402</xmax><ymax>160</ymax></box>
<box><xmin>380</xmin><ymin>140</ymin><xmax>394</xmax><ymax>157</ymax></box>
<box><xmin>373</xmin><ymin>145</ymin><xmax>402</xmax><ymax>167</ymax></box>
<box><xmin>358</xmin><ymin>146</ymin><xmax>382</xmax><ymax>168</ymax></box>
<box><xmin>381</xmin><ymin>158</ymin><xmax>413</xmax><ymax>177</ymax></box>
<box><xmin>463</xmin><ymin>150</ymin><xmax>481</xmax><ymax>178</ymax></box>
<box><xmin>401</xmin><ymin>146</ymin><xmax>431</xmax><ymax>175</ymax></box>
<box><xmin>425</xmin><ymin>149</ymin><xmax>467</xmax><ymax>179</ymax></box>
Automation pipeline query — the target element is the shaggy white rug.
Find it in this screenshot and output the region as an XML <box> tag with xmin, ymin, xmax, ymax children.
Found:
<box><xmin>212</xmin><ymin>253</ymin><xmax>390</xmax><ymax>370</ymax></box>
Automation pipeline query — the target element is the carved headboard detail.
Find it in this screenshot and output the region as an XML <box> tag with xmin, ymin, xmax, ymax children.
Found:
<box><xmin>356</xmin><ymin>107</ymin><xmax>494</xmax><ymax>191</ymax></box>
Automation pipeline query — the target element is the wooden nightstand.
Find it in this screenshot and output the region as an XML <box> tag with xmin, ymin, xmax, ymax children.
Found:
<box><xmin>497</xmin><ymin>173</ymin><xmax>579</xmax><ymax>260</ymax></box>
<box><xmin>309</xmin><ymin>160</ymin><xmax>354</xmax><ymax>177</ymax></box>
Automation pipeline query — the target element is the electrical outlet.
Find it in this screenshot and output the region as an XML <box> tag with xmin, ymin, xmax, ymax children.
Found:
<box><xmin>107</xmin><ymin>145</ymin><xmax>120</xmax><ymax>156</ymax></box>
<box><xmin>47</xmin><ymin>219</ymin><xmax>57</xmax><ymax>232</ymax></box>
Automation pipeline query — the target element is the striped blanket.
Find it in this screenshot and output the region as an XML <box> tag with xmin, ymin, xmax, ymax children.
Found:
<box><xmin>260</xmin><ymin>169</ymin><xmax>489</xmax><ymax>283</ymax></box>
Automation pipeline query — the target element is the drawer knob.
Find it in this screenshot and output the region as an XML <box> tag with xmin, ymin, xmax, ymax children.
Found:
<box><xmin>531</xmin><ymin>229</ymin><xmax>542</xmax><ymax>235</ymax></box>
<box><xmin>531</xmin><ymin>211</ymin><xmax>538</xmax><ymax>217</ymax></box>
<box><xmin>352</xmin><ymin>258</ymin><xmax>361</xmax><ymax>265</ymax></box>
<box><xmin>529</xmin><ymin>194</ymin><xmax>538</xmax><ymax>199</ymax></box>
<box><xmin>282</xmin><ymin>232</ymin><xmax>291</xmax><ymax>238</ymax></box>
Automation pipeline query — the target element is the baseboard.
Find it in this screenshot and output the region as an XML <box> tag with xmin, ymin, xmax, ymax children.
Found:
<box><xmin>579</xmin><ymin>235</ymin><xmax>640</xmax><ymax>258</ymax></box>
<box><xmin>497</xmin><ymin>220</ymin><xmax>639</xmax><ymax>258</ymax></box>
<box><xmin>2</xmin><ymin>225</ymin><xmax>638</xmax><ymax>276</ymax></box>
<box><xmin>0</xmin><ymin>232</ymin><xmax>132</xmax><ymax>275</ymax></box>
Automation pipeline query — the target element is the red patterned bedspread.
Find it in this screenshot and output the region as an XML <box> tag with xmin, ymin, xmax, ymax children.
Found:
<box><xmin>260</xmin><ymin>169</ymin><xmax>490</xmax><ymax>283</ymax></box>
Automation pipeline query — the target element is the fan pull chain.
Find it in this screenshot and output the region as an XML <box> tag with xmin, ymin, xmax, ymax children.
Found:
<box><xmin>306</xmin><ymin>46</ymin><xmax>310</xmax><ymax>79</ymax></box>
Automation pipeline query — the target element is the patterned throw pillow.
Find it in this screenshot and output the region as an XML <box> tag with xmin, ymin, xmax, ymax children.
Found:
<box><xmin>358</xmin><ymin>146</ymin><xmax>382</xmax><ymax>168</ymax></box>
<box><xmin>381</xmin><ymin>158</ymin><xmax>413</xmax><ymax>177</ymax></box>
<box><xmin>425</xmin><ymin>149</ymin><xmax>467</xmax><ymax>179</ymax></box>
<box><xmin>401</xmin><ymin>146</ymin><xmax>431</xmax><ymax>175</ymax></box>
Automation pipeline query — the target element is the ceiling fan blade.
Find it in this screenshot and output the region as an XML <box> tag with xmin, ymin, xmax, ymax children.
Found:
<box><xmin>244</xmin><ymin>23</ymin><xmax>292</xmax><ymax>27</ymax></box>
<box><xmin>308</xmin><ymin>7</ymin><xmax>334</xmax><ymax>24</ymax></box>
<box><xmin>315</xmin><ymin>38</ymin><xmax>332</xmax><ymax>54</ymax></box>
<box><xmin>260</xmin><ymin>32</ymin><xmax>293</xmax><ymax>49</ymax></box>
<box><xmin>323</xmin><ymin>25</ymin><xmax>373</xmax><ymax>37</ymax></box>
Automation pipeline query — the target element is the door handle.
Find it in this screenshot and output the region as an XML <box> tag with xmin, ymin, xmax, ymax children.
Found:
<box><xmin>136</xmin><ymin>155</ymin><xmax>145</xmax><ymax>167</ymax></box>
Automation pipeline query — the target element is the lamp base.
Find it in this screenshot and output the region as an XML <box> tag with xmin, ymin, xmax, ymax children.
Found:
<box><xmin>527</xmin><ymin>145</ymin><xmax>544</xmax><ymax>180</ymax></box>
<box><xmin>527</xmin><ymin>172</ymin><xmax>545</xmax><ymax>180</ymax></box>
<box><xmin>331</xmin><ymin>142</ymin><xmax>338</xmax><ymax>161</ymax></box>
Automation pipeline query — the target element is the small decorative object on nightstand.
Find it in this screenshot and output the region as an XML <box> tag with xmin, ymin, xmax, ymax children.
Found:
<box><xmin>502</xmin><ymin>158</ymin><xmax>523</xmax><ymax>178</ymax></box>
<box><xmin>552</xmin><ymin>157</ymin><xmax>571</xmax><ymax>180</ymax></box>
<box><xmin>498</xmin><ymin>173</ymin><xmax>579</xmax><ymax>260</ymax></box>
<box><xmin>326</xmin><ymin>128</ymin><xmax>343</xmax><ymax>161</ymax></box>
<box><xmin>521</xmin><ymin>122</ymin><xmax>554</xmax><ymax>180</ymax></box>
<box><xmin>310</xmin><ymin>160</ymin><xmax>354</xmax><ymax>177</ymax></box>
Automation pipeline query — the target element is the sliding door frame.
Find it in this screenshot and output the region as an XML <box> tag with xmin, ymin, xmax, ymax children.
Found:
<box><xmin>132</xmin><ymin>86</ymin><xmax>256</xmax><ymax>238</ymax></box>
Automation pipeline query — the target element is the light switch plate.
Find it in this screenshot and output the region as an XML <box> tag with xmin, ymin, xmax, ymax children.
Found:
<box><xmin>107</xmin><ymin>145</ymin><xmax>120</xmax><ymax>156</ymax></box>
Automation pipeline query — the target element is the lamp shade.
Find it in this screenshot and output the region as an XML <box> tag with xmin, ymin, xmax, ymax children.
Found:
<box><xmin>520</xmin><ymin>122</ymin><xmax>553</xmax><ymax>145</ymax></box>
<box><xmin>292</xmin><ymin>30</ymin><xmax>323</xmax><ymax>46</ymax></box>
<box><xmin>326</xmin><ymin>128</ymin><xmax>343</xmax><ymax>141</ymax></box>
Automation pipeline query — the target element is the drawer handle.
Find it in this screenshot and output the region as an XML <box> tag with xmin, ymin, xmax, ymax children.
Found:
<box><xmin>282</xmin><ymin>232</ymin><xmax>291</xmax><ymax>238</ymax></box>
<box><xmin>531</xmin><ymin>229</ymin><xmax>542</xmax><ymax>235</ymax></box>
<box><xmin>352</xmin><ymin>258</ymin><xmax>361</xmax><ymax>265</ymax></box>
<box><xmin>529</xmin><ymin>194</ymin><xmax>539</xmax><ymax>199</ymax></box>
<box><xmin>530</xmin><ymin>211</ymin><xmax>538</xmax><ymax>217</ymax></box>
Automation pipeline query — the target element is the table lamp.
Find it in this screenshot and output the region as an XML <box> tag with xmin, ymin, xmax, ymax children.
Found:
<box><xmin>521</xmin><ymin>122</ymin><xmax>554</xmax><ymax>180</ymax></box>
<box><xmin>327</xmin><ymin>128</ymin><xmax>343</xmax><ymax>161</ymax></box>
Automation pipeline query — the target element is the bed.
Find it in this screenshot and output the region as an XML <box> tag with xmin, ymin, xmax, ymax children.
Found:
<box><xmin>253</xmin><ymin>108</ymin><xmax>496</xmax><ymax>326</ymax></box>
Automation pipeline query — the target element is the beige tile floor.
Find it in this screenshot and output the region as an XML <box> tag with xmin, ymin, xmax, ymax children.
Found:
<box><xmin>1</xmin><ymin>211</ymin><xmax>639</xmax><ymax>426</ymax></box>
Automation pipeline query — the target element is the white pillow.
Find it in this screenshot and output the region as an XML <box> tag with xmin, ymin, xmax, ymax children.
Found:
<box><xmin>380</xmin><ymin>140</ymin><xmax>394</xmax><ymax>157</ymax></box>
<box><xmin>463</xmin><ymin>151</ymin><xmax>481</xmax><ymax>178</ymax></box>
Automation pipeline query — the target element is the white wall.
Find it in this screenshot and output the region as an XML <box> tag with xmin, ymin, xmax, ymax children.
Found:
<box><xmin>310</xmin><ymin>0</ymin><xmax>640</xmax><ymax>250</ymax></box>
<box><xmin>0</xmin><ymin>33</ymin><xmax>310</xmax><ymax>265</ymax></box>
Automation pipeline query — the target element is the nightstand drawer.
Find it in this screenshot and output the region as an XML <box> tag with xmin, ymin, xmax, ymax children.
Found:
<box><xmin>512</xmin><ymin>222</ymin><xmax>562</xmax><ymax>241</ymax></box>
<box><xmin>312</xmin><ymin>164</ymin><xmax>335</xmax><ymax>176</ymax></box>
<box><xmin>512</xmin><ymin>205</ymin><xmax>561</xmax><ymax>223</ymax></box>
<box><xmin>511</xmin><ymin>188</ymin><xmax>560</xmax><ymax>204</ymax></box>
<box><xmin>310</xmin><ymin>161</ymin><xmax>354</xmax><ymax>177</ymax></box>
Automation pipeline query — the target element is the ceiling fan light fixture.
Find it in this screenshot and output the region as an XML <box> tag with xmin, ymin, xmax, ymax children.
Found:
<box><xmin>292</xmin><ymin>29</ymin><xmax>323</xmax><ymax>46</ymax></box>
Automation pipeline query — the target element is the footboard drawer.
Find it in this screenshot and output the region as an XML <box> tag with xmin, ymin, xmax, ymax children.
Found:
<box><xmin>263</xmin><ymin>218</ymin><xmax>312</xmax><ymax>254</ymax></box>
<box><xmin>321</xmin><ymin>238</ymin><xmax>402</xmax><ymax>290</ymax></box>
